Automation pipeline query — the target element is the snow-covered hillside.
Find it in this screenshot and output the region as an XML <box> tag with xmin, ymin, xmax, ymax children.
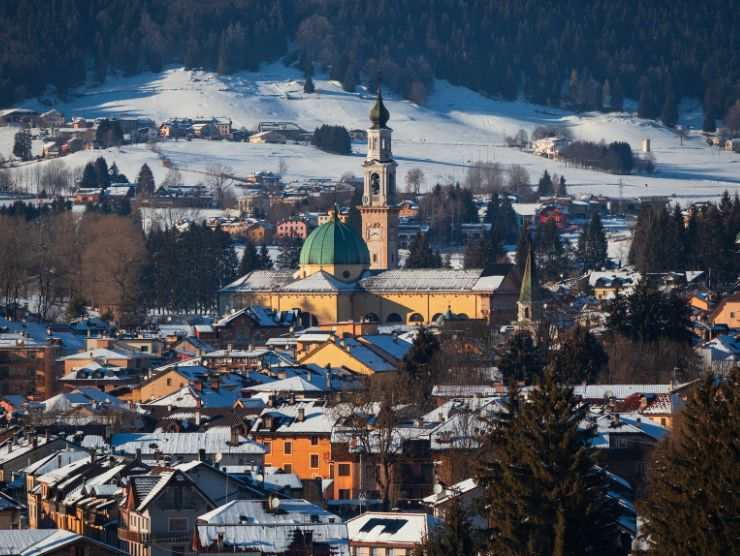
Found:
<box><xmin>3</xmin><ymin>63</ymin><xmax>739</xmax><ymax>200</ymax></box>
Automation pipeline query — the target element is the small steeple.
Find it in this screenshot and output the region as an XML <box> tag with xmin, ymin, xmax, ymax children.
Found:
<box><xmin>517</xmin><ymin>233</ymin><xmax>541</xmax><ymax>322</ymax></box>
<box><xmin>369</xmin><ymin>83</ymin><xmax>390</xmax><ymax>129</ymax></box>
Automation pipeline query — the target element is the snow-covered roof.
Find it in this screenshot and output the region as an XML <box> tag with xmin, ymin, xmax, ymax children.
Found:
<box><xmin>431</xmin><ymin>384</ymin><xmax>501</xmax><ymax>398</ymax></box>
<box><xmin>0</xmin><ymin>435</ymin><xmax>61</xmax><ymax>467</ymax></box>
<box><xmin>145</xmin><ymin>383</ymin><xmax>241</xmax><ymax>409</ymax></box>
<box><xmin>282</xmin><ymin>271</ymin><xmax>359</xmax><ymax>292</ymax></box>
<box><xmin>112</xmin><ymin>429</ymin><xmax>266</xmax><ymax>457</ymax></box>
<box><xmin>221</xmin><ymin>271</ymin><xmax>294</xmax><ymax>292</ymax></box>
<box><xmin>57</xmin><ymin>346</ymin><xmax>154</xmax><ymax>362</ymax></box>
<box><xmin>0</xmin><ymin>530</ymin><xmax>93</xmax><ymax>556</ymax></box>
<box><xmin>572</xmin><ymin>384</ymin><xmax>671</xmax><ymax>400</ymax></box>
<box><xmin>511</xmin><ymin>202</ymin><xmax>541</xmax><ymax>217</ymax></box>
<box><xmin>472</xmin><ymin>275</ymin><xmax>506</xmax><ymax>291</ymax></box>
<box><xmin>0</xmin><ymin>490</ymin><xmax>22</xmax><ymax>511</ymax></box>
<box><xmin>588</xmin><ymin>270</ymin><xmax>641</xmax><ymax>288</ymax></box>
<box><xmin>360</xmin><ymin>269</ymin><xmax>485</xmax><ymax>292</ymax></box>
<box><xmin>360</xmin><ymin>335</ymin><xmax>413</xmax><ymax>361</ymax></box>
<box><xmin>346</xmin><ymin>512</ymin><xmax>438</xmax><ymax>546</ymax></box>
<box><xmin>422</xmin><ymin>478</ymin><xmax>478</xmax><ymax>506</ymax></box>
<box><xmin>196</xmin><ymin>499</ymin><xmax>348</xmax><ymax>555</ymax></box>
<box><xmin>246</xmin><ymin>376</ymin><xmax>323</xmax><ymax>394</ymax></box>
<box><xmin>337</xmin><ymin>338</ymin><xmax>395</xmax><ymax>372</ymax></box>
<box><xmin>253</xmin><ymin>401</ymin><xmax>337</xmax><ymax>435</ymax></box>
<box><xmin>42</xmin><ymin>387</ymin><xmax>126</xmax><ymax>413</ymax></box>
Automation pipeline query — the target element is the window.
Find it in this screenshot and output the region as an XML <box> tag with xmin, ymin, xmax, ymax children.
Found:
<box><xmin>263</xmin><ymin>441</ymin><xmax>271</xmax><ymax>454</ymax></box>
<box><xmin>732</xmin><ymin>312</ymin><xmax>736</xmax><ymax>318</ymax></box>
<box><xmin>166</xmin><ymin>378</ymin><xmax>172</xmax><ymax>386</ymax></box>
<box><xmin>310</xmin><ymin>436</ymin><xmax>319</xmax><ymax>446</ymax></box>
<box><xmin>310</xmin><ymin>454</ymin><xmax>320</xmax><ymax>468</ymax></box>
<box><xmin>338</xmin><ymin>489</ymin><xmax>351</xmax><ymax>500</ymax></box>
<box><xmin>284</xmin><ymin>441</ymin><xmax>292</xmax><ymax>455</ymax></box>
<box><xmin>140</xmin><ymin>345</ymin><xmax>148</xmax><ymax>352</ymax></box>
<box><xmin>168</xmin><ymin>517</ymin><xmax>188</xmax><ymax>532</ymax></box>
<box><xmin>338</xmin><ymin>463</ymin><xmax>351</xmax><ymax>477</ymax></box>
<box><xmin>283</xmin><ymin>463</ymin><xmax>292</xmax><ymax>473</ymax></box>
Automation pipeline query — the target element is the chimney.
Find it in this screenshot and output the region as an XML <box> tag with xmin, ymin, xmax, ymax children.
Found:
<box><xmin>32</xmin><ymin>436</ymin><xmax>38</xmax><ymax>449</ymax></box>
<box><xmin>135</xmin><ymin>448</ymin><xmax>142</xmax><ymax>462</ymax></box>
<box><xmin>230</xmin><ymin>426</ymin><xmax>240</xmax><ymax>446</ymax></box>
<box><xmin>297</xmin><ymin>407</ymin><xmax>305</xmax><ymax>422</ymax></box>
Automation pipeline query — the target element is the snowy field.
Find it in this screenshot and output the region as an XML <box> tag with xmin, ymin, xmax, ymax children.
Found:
<box><xmin>1</xmin><ymin>62</ymin><xmax>739</xmax><ymax>201</ymax></box>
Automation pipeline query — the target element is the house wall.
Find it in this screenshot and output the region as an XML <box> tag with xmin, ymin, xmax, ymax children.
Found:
<box><xmin>120</xmin><ymin>369</ymin><xmax>189</xmax><ymax>403</ymax></box>
<box><xmin>712</xmin><ymin>301</ymin><xmax>740</xmax><ymax>328</ymax></box>
<box><xmin>257</xmin><ymin>434</ymin><xmax>332</xmax><ymax>480</ymax></box>
<box><xmin>298</xmin><ymin>343</ymin><xmax>381</xmax><ymax>376</ymax></box>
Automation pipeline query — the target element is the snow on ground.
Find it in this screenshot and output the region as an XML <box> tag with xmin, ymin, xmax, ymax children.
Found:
<box><xmin>1</xmin><ymin>62</ymin><xmax>738</xmax><ymax>200</ymax></box>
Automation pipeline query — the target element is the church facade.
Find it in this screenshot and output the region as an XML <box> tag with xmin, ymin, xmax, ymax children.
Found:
<box><xmin>219</xmin><ymin>90</ymin><xmax>518</xmax><ymax>326</ymax></box>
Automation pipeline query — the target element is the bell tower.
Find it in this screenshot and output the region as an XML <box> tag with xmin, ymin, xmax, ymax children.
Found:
<box><xmin>361</xmin><ymin>87</ymin><xmax>399</xmax><ymax>270</ymax></box>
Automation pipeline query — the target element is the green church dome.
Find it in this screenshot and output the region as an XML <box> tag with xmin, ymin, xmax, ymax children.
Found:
<box><xmin>299</xmin><ymin>214</ymin><xmax>370</xmax><ymax>266</ymax></box>
<box><xmin>369</xmin><ymin>87</ymin><xmax>390</xmax><ymax>129</ymax></box>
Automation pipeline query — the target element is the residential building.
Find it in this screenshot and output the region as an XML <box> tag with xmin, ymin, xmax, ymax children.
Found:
<box><xmin>119</xmin><ymin>469</ymin><xmax>215</xmax><ymax>556</ymax></box>
<box><xmin>346</xmin><ymin>512</ymin><xmax>438</xmax><ymax>556</ymax></box>
<box><xmin>0</xmin><ymin>529</ymin><xmax>126</xmax><ymax>556</ymax></box>
<box><xmin>709</xmin><ymin>293</ymin><xmax>740</xmax><ymax>329</ymax></box>
<box><xmin>0</xmin><ymin>491</ymin><xmax>22</xmax><ymax>528</ymax></box>
<box><xmin>0</xmin><ymin>333</ymin><xmax>61</xmax><ymax>399</ymax></box>
<box><xmin>276</xmin><ymin>218</ymin><xmax>309</xmax><ymax>240</ymax></box>
<box><xmin>193</xmin><ymin>498</ymin><xmax>348</xmax><ymax>555</ymax></box>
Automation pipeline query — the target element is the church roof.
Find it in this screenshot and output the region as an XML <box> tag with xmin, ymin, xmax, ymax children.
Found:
<box><xmin>360</xmin><ymin>269</ymin><xmax>486</xmax><ymax>292</ymax></box>
<box><xmin>299</xmin><ymin>214</ymin><xmax>370</xmax><ymax>267</ymax></box>
<box><xmin>369</xmin><ymin>87</ymin><xmax>390</xmax><ymax>129</ymax></box>
<box><xmin>282</xmin><ymin>271</ymin><xmax>360</xmax><ymax>292</ymax></box>
<box><xmin>220</xmin><ymin>271</ymin><xmax>293</xmax><ymax>292</ymax></box>
<box><xmin>518</xmin><ymin>239</ymin><xmax>541</xmax><ymax>303</ymax></box>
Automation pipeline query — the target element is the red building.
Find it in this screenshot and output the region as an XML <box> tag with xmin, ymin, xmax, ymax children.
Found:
<box><xmin>538</xmin><ymin>205</ymin><xmax>568</xmax><ymax>229</ymax></box>
<box><xmin>276</xmin><ymin>218</ymin><xmax>309</xmax><ymax>240</ymax></box>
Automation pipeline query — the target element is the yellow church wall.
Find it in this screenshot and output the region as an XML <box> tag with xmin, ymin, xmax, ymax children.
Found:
<box><xmin>352</xmin><ymin>292</ymin><xmax>487</xmax><ymax>324</ymax></box>
<box><xmin>274</xmin><ymin>293</ymin><xmax>340</xmax><ymax>324</ymax></box>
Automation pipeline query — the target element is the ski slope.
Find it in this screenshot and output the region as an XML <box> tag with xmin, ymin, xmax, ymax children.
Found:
<box><xmin>2</xmin><ymin>62</ymin><xmax>738</xmax><ymax>201</ymax></box>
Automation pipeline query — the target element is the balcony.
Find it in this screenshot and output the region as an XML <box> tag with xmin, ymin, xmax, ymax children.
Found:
<box><xmin>117</xmin><ymin>528</ymin><xmax>149</xmax><ymax>544</ymax></box>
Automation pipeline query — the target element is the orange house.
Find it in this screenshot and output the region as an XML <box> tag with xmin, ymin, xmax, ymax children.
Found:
<box><xmin>709</xmin><ymin>293</ymin><xmax>740</xmax><ymax>329</ymax></box>
<box><xmin>252</xmin><ymin>401</ymin><xmax>335</xmax><ymax>485</ymax></box>
<box><xmin>119</xmin><ymin>363</ymin><xmax>212</xmax><ymax>403</ymax></box>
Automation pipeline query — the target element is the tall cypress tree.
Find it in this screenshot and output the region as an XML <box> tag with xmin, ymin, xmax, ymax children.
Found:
<box><xmin>80</xmin><ymin>162</ymin><xmax>98</xmax><ymax>188</ymax></box>
<box><xmin>136</xmin><ymin>163</ymin><xmax>156</xmax><ymax>196</ymax></box>
<box><xmin>638</xmin><ymin>369</ymin><xmax>739</xmax><ymax>555</ymax></box>
<box><xmin>406</xmin><ymin>233</ymin><xmax>442</xmax><ymax>268</ymax></box>
<box><xmin>238</xmin><ymin>239</ymin><xmax>261</xmax><ymax>275</ymax></box>
<box><xmin>478</xmin><ymin>368</ymin><xmax>623</xmax><ymax>555</ymax></box>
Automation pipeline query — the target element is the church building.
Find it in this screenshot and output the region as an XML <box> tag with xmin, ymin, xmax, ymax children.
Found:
<box><xmin>219</xmin><ymin>90</ymin><xmax>518</xmax><ymax>326</ymax></box>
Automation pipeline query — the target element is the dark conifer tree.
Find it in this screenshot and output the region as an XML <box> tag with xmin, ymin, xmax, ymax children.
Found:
<box><xmin>80</xmin><ymin>162</ymin><xmax>99</xmax><ymax>188</ymax></box>
<box><xmin>276</xmin><ymin>237</ymin><xmax>302</xmax><ymax>269</ymax></box>
<box><xmin>515</xmin><ymin>225</ymin><xmax>530</xmax><ymax>275</ymax></box>
<box><xmin>413</xmin><ymin>498</ymin><xmax>478</xmax><ymax>556</ymax></box>
<box><xmin>238</xmin><ymin>240</ymin><xmax>261</xmax><ymax>275</ymax></box>
<box><xmin>12</xmin><ymin>129</ymin><xmax>32</xmax><ymax>161</ymax></box>
<box><xmin>537</xmin><ymin>170</ymin><xmax>553</xmax><ymax>198</ymax></box>
<box><xmin>536</xmin><ymin>219</ymin><xmax>566</xmax><ymax>279</ymax></box>
<box><xmin>136</xmin><ymin>164</ymin><xmax>156</xmax><ymax>196</ymax></box>
<box><xmin>497</xmin><ymin>331</ymin><xmax>543</xmax><ymax>384</ymax></box>
<box><xmin>578</xmin><ymin>212</ymin><xmax>608</xmax><ymax>271</ymax></box>
<box><xmin>478</xmin><ymin>367</ymin><xmax>622</xmax><ymax>555</ymax></box>
<box><xmin>406</xmin><ymin>233</ymin><xmax>442</xmax><ymax>268</ymax></box>
<box><xmin>463</xmin><ymin>237</ymin><xmax>489</xmax><ymax>269</ymax></box>
<box><xmin>702</xmin><ymin>112</ymin><xmax>717</xmax><ymax>132</ymax></box>
<box><xmin>258</xmin><ymin>244</ymin><xmax>273</xmax><ymax>269</ymax></box>
<box><xmin>303</xmin><ymin>74</ymin><xmax>315</xmax><ymax>93</ymax></box>
<box><xmin>400</xmin><ymin>327</ymin><xmax>440</xmax><ymax>383</ymax></box>
<box><xmin>638</xmin><ymin>368</ymin><xmax>740</xmax><ymax>555</ymax></box>
<box><xmin>94</xmin><ymin>157</ymin><xmax>110</xmax><ymax>188</ymax></box>
<box><xmin>549</xmin><ymin>325</ymin><xmax>608</xmax><ymax>384</ymax></box>
<box><xmin>556</xmin><ymin>175</ymin><xmax>568</xmax><ymax>197</ymax></box>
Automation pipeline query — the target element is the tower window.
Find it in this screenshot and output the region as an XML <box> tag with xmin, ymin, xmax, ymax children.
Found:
<box><xmin>371</xmin><ymin>173</ymin><xmax>380</xmax><ymax>195</ymax></box>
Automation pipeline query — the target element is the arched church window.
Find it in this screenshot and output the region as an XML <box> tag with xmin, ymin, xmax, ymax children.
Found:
<box><xmin>387</xmin><ymin>313</ymin><xmax>403</xmax><ymax>323</ymax></box>
<box><xmin>524</xmin><ymin>307</ymin><xmax>530</xmax><ymax>319</ymax></box>
<box><xmin>371</xmin><ymin>173</ymin><xmax>380</xmax><ymax>195</ymax></box>
<box><xmin>362</xmin><ymin>313</ymin><xmax>380</xmax><ymax>323</ymax></box>
<box><xmin>432</xmin><ymin>313</ymin><xmax>443</xmax><ymax>322</ymax></box>
<box><xmin>409</xmin><ymin>313</ymin><xmax>424</xmax><ymax>324</ymax></box>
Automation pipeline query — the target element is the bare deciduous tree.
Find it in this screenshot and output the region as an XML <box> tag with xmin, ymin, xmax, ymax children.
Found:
<box><xmin>405</xmin><ymin>168</ymin><xmax>425</xmax><ymax>195</ymax></box>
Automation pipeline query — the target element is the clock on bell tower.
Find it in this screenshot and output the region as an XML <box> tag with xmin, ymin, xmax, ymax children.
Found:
<box><xmin>360</xmin><ymin>86</ymin><xmax>399</xmax><ymax>270</ymax></box>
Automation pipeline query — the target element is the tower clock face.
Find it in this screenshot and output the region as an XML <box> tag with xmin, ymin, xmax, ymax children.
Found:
<box><xmin>371</xmin><ymin>173</ymin><xmax>380</xmax><ymax>195</ymax></box>
<box><xmin>368</xmin><ymin>224</ymin><xmax>382</xmax><ymax>240</ymax></box>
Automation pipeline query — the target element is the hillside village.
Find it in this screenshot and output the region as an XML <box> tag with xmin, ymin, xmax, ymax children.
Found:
<box><xmin>0</xmin><ymin>80</ymin><xmax>737</xmax><ymax>556</ymax></box>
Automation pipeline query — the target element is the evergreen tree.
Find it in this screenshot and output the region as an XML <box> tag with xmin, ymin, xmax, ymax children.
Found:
<box><xmin>607</xmin><ymin>283</ymin><xmax>692</xmax><ymax>344</ymax></box>
<box><xmin>406</xmin><ymin>233</ymin><xmax>442</xmax><ymax>268</ymax></box>
<box><xmin>537</xmin><ymin>170</ymin><xmax>553</xmax><ymax>198</ymax></box>
<box><xmin>258</xmin><ymin>244</ymin><xmax>273</xmax><ymax>269</ymax></box>
<box><xmin>556</xmin><ymin>175</ymin><xmax>568</xmax><ymax>197</ymax></box>
<box><xmin>400</xmin><ymin>327</ymin><xmax>440</xmax><ymax>383</ymax></box>
<box><xmin>549</xmin><ymin>325</ymin><xmax>608</xmax><ymax>384</ymax></box>
<box><xmin>94</xmin><ymin>157</ymin><xmax>110</xmax><ymax>188</ymax></box>
<box><xmin>80</xmin><ymin>162</ymin><xmax>98</xmax><ymax>188</ymax></box>
<box><xmin>303</xmin><ymin>74</ymin><xmax>315</xmax><ymax>93</ymax></box>
<box><xmin>536</xmin><ymin>219</ymin><xmax>566</xmax><ymax>279</ymax></box>
<box><xmin>660</xmin><ymin>88</ymin><xmax>678</xmax><ymax>127</ymax></box>
<box><xmin>238</xmin><ymin>239</ymin><xmax>261</xmax><ymax>275</ymax></box>
<box><xmin>702</xmin><ymin>112</ymin><xmax>716</xmax><ymax>133</ymax></box>
<box><xmin>276</xmin><ymin>237</ymin><xmax>302</xmax><ymax>269</ymax></box>
<box><xmin>497</xmin><ymin>331</ymin><xmax>543</xmax><ymax>384</ymax></box>
<box><xmin>413</xmin><ymin>498</ymin><xmax>478</xmax><ymax>556</ymax></box>
<box><xmin>463</xmin><ymin>237</ymin><xmax>489</xmax><ymax>269</ymax></box>
<box><xmin>12</xmin><ymin>129</ymin><xmax>32</xmax><ymax>161</ymax></box>
<box><xmin>578</xmin><ymin>212</ymin><xmax>608</xmax><ymax>271</ymax></box>
<box><xmin>478</xmin><ymin>368</ymin><xmax>623</xmax><ymax>555</ymax></box>
<box><xmin>136</xmin><ymin>163</ymin><xmax>156</xmax><ymax>196</ymax></box>
<box><xmin>638</xmin><ymin>369</ymin><xmax>739</xmax><ymax>555</ymax></box>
